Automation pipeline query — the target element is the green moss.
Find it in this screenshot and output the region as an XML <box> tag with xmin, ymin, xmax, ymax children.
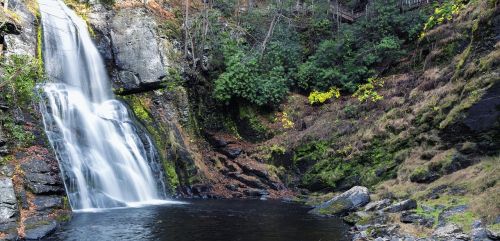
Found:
<box><xmin>448</xmin><ymin>211</ymin><xmax>477</xmax><ymax>232</ymax></box>
<box><xmin>161</xmin><ymin>67</ymin><xmax>184</xmax><ymax>91</ymax></box>
<box><xmin>237</xmin><ymin>105</ymin><xmax>270</xmax><ymax>142</ymax></box>
<box><xmin>298</xmin><ymin>138</ymin><xmax>399</xmax><ymax>190</ymax></box>
<box><xmin>162</xmin><ymin>159</ymin><xmax>180</xmax><ymax>189</ymax></box>
<box><xmin>62</xmin><ymin>0</ymin><xmax>95</xmax><ymax>36</ymax></box>
<box><xmin>316</xmin><ymin>199</ymin><xmax>352</xmax><ymax>215</ymax></box>
<box><xmin>410</xmin><ymin>166</ymin><xmax>430</xmax><ymax>181</ymax></box>
<box><xmin>487</xmin><ymin>223</ymin><xmax>500</xmax><ymax>233</ymax></box>
<box><xmin>425</xmin><ymin>194</ymin><xmax>470</xmax><ymax>207</ymax></box>
<box><xmin>37</xmin><ymin>24</ymin><xmax>43</xmax><ymax>72</ymax></box>
<box><xmin>293</xmin><ymin>140</ymin><xmax>329</xmax><ymax>166</ymax></box>
<box><xmin>127</xmin><ymin>96</ymin><xmax>151</xmax><ymax>122</ymax></box>
<box><xmin>222</xmin><ymin>116</ymin><xmax>241</xmax><ymax>139</ymax></box>
<box><xmin>123</xmin><ymin>95</ymin><xmax>180</xmax><ymax>192</ymax></box>
<box><xmin>415</xmin><ymin>205</ymin><xmax>441</xmax><ymax>227</ymax></box>
<box><xmin>414</xmin><ymin>195</ymin><xmax>472</xmax><ymax>228</ymax></box>
<box><xmin>55</xmin><ymin>213</ymin><xmax>71</xmax><ymax>222</ymax></box>
<box><xmin>3</xmin><ymin>121</ymin><xmax>34</xmax><ymax>148</ymax></box>
<box><xmin>1</xmin><ymin>55</ymin><xmax>41</xmax><ymax>106</ymax></box>
<box><xmin>439</xmin><ymin>88</ymin><xmax>485</xmax><ymax>129</ymax></box>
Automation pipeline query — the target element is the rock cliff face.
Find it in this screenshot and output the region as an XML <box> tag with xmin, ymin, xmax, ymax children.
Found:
<box><xmin>80</xmin><ymin>2</ymin><xmax>292</xmax><ymax>198</ymax></box>
<box><xmin>110</xmin><ymin>8</ymin><xmax>169</xmax><ymax>92</ymax></box>
<box><xmin>2</xmin><ymin>0</ymin><xmax>36</xmax><ymax>57</ymax></box>
<box><xmin>0</xmin><ymin>0</ymin><xmax>70</xmax><ymax>239</ymax></box>
<box><xmin>88</xmin><ymin>4</ymin><xmax>176</xmax><ymax>94</ymax></box>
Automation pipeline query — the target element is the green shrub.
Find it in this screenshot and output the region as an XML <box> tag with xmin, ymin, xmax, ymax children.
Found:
<box><xmin>421</xmin><ymin>0</ymin><xmax>466</xmax><ymax>36</ymax></box>
<box><xmin>213</xmin><ymin>37</ymin><xmax>288</xmax><ymax>106</ymax></box>
<box><xmin>410</xmin><ymin>166</ymin><xmax>430</xmax><ymax>181</ymax></box>
<box><xmin>0</xmin><ymin>55</ymin><xmax>42</xmax><ymax>106</ymax></box>
<box><xmin>352</xmin><ymin>77</ymin><xmax>384</xmax><ymax>102</ymax></box>
<box><xmin>3</xmin><ymin>121</ymin><xmax>35</xmax><ymax>147</ymax></box>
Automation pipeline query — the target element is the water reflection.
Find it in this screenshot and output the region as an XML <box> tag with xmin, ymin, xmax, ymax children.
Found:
<box><xmin>45</xmin><ymin>199</ymin><xmax>350</xmax><ymax>241</ymax></box>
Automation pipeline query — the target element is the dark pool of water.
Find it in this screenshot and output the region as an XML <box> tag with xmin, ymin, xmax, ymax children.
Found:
<box><xmin>44</xmin><ymin>199</ymin><xmax>350</xmax><ymax>241</ymax></box>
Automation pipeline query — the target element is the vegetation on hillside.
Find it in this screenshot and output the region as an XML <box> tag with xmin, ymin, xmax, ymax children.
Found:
<box><xmin>0</xmin><ymin>55</ymin><xmax>43</xmax><ymax>148</ymax></box>
<box><xmin>182</xmin><ymin>0</ymin><xmax>429</xmax><ymax>107</ymax></box>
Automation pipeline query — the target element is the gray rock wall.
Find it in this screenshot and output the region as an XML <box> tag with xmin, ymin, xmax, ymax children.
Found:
<box><xmin>3</xmin><ymin>0</ymin><xmax>37</xmax><ymax>56</ymax></box>
<box><xmin>88</xmin><ymin>5</ymin><xmax>176</xmax><ymax>93</ymax></box>
<box><xmin>0</xmin><ymin>0</ymin><xmax>70</xmax><ymax>239</ymax></box>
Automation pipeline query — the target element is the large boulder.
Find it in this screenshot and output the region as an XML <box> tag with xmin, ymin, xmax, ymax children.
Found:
<box><xmin>309</xmin><ymin>186</ymin><xmax>370</xmax><ymax>215</ymax></box>
<box><xmin>33</xmin><ymin>196</ymin><xmax>63</xmax><ymax>211</ymax></box>
<box><xmin>400</xmin><ymin>211</ymin><xmax>434</xmax><ymax>227</ymax></box>
<box><xmin>23</xmin><ymin>219</ymin><xmax>57</xmax><ymax>240</ymax></box>
<box><xmin>364</xmin><ymin>199</ymin><xmax>391</xmax><ymax>212</ymax></box>
<box><xmin>470</xmin><ymin>220</ymin><xmax>496</xmax><ymax>241</ymax></box>
<box><xmin>382</xmin><ymin>199</ymin><xmax>417</xmax><ymax>213</ymax></box>
<box><xmin>109</xmin><ymin>8</ymin><xmax>169</xmax><ymax>93</ymax></box>
<box><xmin>0</xmin><ymin>177</ymin><xmax>18</xmax><ymax>222</ymax></box>
<box><xmin>432</xmin><ymin>223</ymin><xmax>469</xmax><ymax>240</ymax></box>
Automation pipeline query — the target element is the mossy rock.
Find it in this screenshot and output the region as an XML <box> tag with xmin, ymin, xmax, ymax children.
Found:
<box><xmin>315</xmin><ymin>199</ymin><xmax>353</xmax><ymax>216</ymax></box>
<box><xmin>410</xmin><ymin>166</ymin><xmax>440</xmax><ymax>183</ymax></box>
<box><xmin>236</xmin><ymin>105</ymin><xmax>272</xmax><ymax>142</ymax></box>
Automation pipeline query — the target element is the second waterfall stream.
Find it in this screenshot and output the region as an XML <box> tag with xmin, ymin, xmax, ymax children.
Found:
<box><xmin>37</xmin><ymin>0</ymin><xmax>172</xmax><ymax>211</ymax></box>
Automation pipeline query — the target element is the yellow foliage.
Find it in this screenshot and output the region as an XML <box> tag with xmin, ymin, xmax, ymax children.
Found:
<box><xmin>352</xmin><ymin>77</ymin><xmax>384</xmax><ymax>102</ymax></box>
<box><xmin>308</xmin><ymin>87</ymin><xmax>340</xmax><ymax>105</ymax></box>
<box><xmin>275</xmin><ymin>112</ymin><xmax>294</xmax><ymax>129</ymax></box>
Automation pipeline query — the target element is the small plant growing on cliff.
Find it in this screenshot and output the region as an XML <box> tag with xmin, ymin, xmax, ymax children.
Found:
<box><xmin>270</xmin><ymin>144</ymin><xmax>286</xmax><ymax>155</ymax></box>
<box><xmin>0</xmin><ymin>55</ymin><xmax>41</xmax><ymax>106</ymax></box>
<box><xmin>352</xmin><ymin>77</ymin><xmax>384</xmax><ymax>102</ymax></box>
<box><xmin>308</xmin><ymin>87</ymin><xmax>340</xmax><ymax>105</ymax></box>
<box><xmin>3</xmin><ymin>121</ymin><xmax>35</xmax><ymax>147</ymax></box>
<box><xmin>274</xmin><ymin>112</ymin><xmax>294</xmax><ymax>129</ymax></box>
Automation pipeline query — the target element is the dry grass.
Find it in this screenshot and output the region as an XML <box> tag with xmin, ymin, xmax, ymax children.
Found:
<box><xmin>387</xmin><ymin>212</ymin><xmax>434</xmax><ymax>238</ymax></box>
<box><xmin>375</xmin><ymin>155</ymin><xmax>500</xmax><ymax>225</ymax></box>
<box><xmin>114</xmin><ymin>0</ymin><xmax>144</xmax><ymax>9</ymax></box>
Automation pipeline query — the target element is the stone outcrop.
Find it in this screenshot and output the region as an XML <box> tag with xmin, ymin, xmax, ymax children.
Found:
<box><xmin>3</xmin><ymin>0</ymin><xmax>36</xmax><ymax>56</ymax></box>
<box><xmin>110</xmin><ymin>8</ymin><xmax>169</xmax><ymax>92</ymax></box>
<box><xmin>88</xmin><ymin>5</ymin><xmax>177</xmax><ymax>93</ymax></box>
<box><xmin>382</xmin><ymin>199</ymin><xmax>417</xmax><ymax>213</ymax></box>
<box><xmin>21</xmin><ymin>157</ymin><xmax>65</xmax><ymax>195</ymax></box>
<box><xmin>0</xmin><ymin>178</ymin><xmax>17</xmax><ymax>221</ymax></box>
<box><xmin>0</xmin><ymin>0</ymin><xmax>70</xmax><ymax>237</ymax></box>
<box><xmin>364</xmin><ymin>199</ymin><xmax>391</xmax><ymax>212</ymax></box>
<box><xmin>432</xmin><ymin>223</ymin><xmax>469</xmax><ymax>240</ymax></box>
<box><xmin>310</xmin><ymin>186</ymin><xmax>370</xmax><ymax>215</ymax></box>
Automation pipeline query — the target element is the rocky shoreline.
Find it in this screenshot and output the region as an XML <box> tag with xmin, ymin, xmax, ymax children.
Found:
<box><xmin>305</xmin><ymin>186</ymin><xmax>500</xmax><ymax>241</ymax></box>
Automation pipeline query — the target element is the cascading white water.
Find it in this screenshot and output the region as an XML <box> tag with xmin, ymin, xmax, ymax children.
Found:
<box><xmin>38</xmin><ymin>0</ymin><xmax>168</xmax><ymax>211</ymax></box>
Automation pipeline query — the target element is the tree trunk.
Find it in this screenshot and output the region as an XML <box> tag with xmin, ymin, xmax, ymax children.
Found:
<box><xmin>260</xmin><ymin>14</ymin><xmax>278</xmax><ymax>56</ymax></box>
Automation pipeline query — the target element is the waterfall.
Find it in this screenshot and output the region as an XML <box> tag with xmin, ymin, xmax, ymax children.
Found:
<box><xmin>37</xmin><ymin>0</ymin><xmax>169</xmax><ymax>211</ymax></box>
